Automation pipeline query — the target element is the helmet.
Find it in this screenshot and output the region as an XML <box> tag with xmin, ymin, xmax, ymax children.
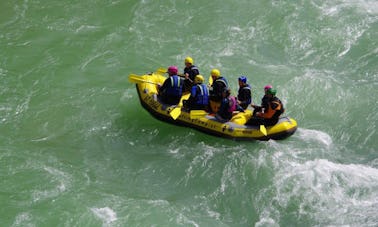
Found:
<box><xmin>267</xmin><ymin>88</ymin><xmax>276</xmax><ymax>95</ymax></box>
<box><xmin>210</xmin><ymin>69</ymin><xmax>221</xmax><ymax>78</ymax></box>
<box><xmin>167</xmin><ymin>66</ymin><xmax>178</xmax><ymax>75</ymax></box>
<box><xmin>194</xmin><ymin>75</ymin><xmax>204</xmax><ymax>84</ymax></box>
<box><xmin>238</xmin><ymin>76</ymin><xmax>247</xmax><ymax>83</ymax></box>
<box><xmin>264</xmin><ymin>84</ymin><xmax>273</xmax><ymax>90</ymax></box>
<box><xmin>184</xmin><ymin>56</ymin><xmax>193</xmax><ymax>64</ymax></box>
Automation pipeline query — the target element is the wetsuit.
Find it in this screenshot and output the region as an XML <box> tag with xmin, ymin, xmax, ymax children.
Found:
<box><xmin>210</xmin><ymin>77</ymin><xmax>228</xmax><ymax>102</ymax></box>
<box><xmin>237</xmin><ymin>84</ymin><xmax>252</xmax><ymax>110</ymax></box>
<box><xmin>183</xmin><ymin>65</ymin><xmax>199</xmax><ymax>92</ymax></box>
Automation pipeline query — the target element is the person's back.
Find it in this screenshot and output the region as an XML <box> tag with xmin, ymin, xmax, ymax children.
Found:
<box><xmin>185</xmin><ymin>75</ymin><xmax>209</xmax><ymax>110</ymax></box>
<box><xmin>215</xmin><ymin>88</ymin><xmax>236</xmax><ymax>122</ymax></box>
<box><xmin>259</xmin><ymin>95</ymin><xmax>284</xmax><ymax>125</ymax></box>
<box><xmin>183</xmin><ymin>56</ymin><xmax>200</xmax><ymax>92</ymax></box>
<box><xmin>209</xmin><ymin>69</ymin><xmax>228</xmax><ymax>102</ymax></box>
<box><xmin>159</xmin><ymin>66</ymin><xmax>183</xmax><ymax>105</ymax></box>
<box><xmin>237</xmin><ymin>76</ymin><xmax>252</xmax><ymax>110</ymax></box>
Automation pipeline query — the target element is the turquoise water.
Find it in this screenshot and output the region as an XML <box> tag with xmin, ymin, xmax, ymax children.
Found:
<box><xmin>1</xmin><ymin>0</ymin><xmax>377</xmax><ymax>226</ymax></box>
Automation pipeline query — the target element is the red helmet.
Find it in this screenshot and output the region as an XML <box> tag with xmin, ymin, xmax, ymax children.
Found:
<box><xmin>167</xmin><ymin>66</ymin><xmax>178</xmax><ymax>75</ymax></box>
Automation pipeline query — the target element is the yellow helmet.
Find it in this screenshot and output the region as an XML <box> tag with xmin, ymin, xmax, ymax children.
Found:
<box><xmin>210</xmin><ymin>69</ymin><xmax>220</xmax><ymax>78</ymax></box>
<box><xmin>194</xmin><ymin>74</ymin><xmax>204</xmax><ymax>84</ymax></box>
<box><xmin>184</xmin><ymin>56</ymin><xmax>193</xmax><ymax>64</ymax></box>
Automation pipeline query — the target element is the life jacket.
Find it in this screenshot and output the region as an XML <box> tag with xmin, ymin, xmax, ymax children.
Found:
<box><xmin>228</xmin><ymin>96</ymin><xmax>237</xmax><ymax>113</ymax></box>
<box><xmin>165</xmin><ymin>75</ymin><xmax>183</xmax><ymax>96</ymax></box>
<box><xmin>215</xmin><ymin>77</ymin><xmax>228</xmax><ymax>88</ymax></box>
<box><xmin>262</xmin><ymin>97</ymin><xmax>284</xmax><ymax>119</ymax></box>
<box><xmin>237</xmin><ymin>85</ymin><xmax>251</xmax><ymax>105</ymax></box>
<box><xmin>184</xmin><ymin>65</ymin><xmax>199</xmax><ymax>80</ymax></box>
<box><xmin>213</xmin><ymin>77</ymin><xmax>228</xmax><ymax>97</ymax></box>
<box><xmin>194</xmin><ymin>84</ymin><xmax>209</xmax><ymax>105</ymax></box>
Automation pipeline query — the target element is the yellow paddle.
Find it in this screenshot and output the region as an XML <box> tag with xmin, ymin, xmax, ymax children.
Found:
<box><xmin>208</xmin><ymin>74</ymin><xmax>213</xmax><ymax>86</ymax></box>
<box><xmin>156</xmin><ymin>68</ymin><xmax>167</xmax><ymax>75</ymax></box>
<box><xmin>260</xmin><ymin>125</ymin><xmax>267</xmax><ymax>136</ymax></box>
<box><xmin>169</xmin><ymin>107</ymin><xmax>181</xmax><ymax>120</ymax></box>
<box><xmin>128</xmin><ymin>74</ymin><xmax>160</xmax><ymax>85</ymax></box>
<box><xmin>190</xmin><ymin>110</ymin><xmax>208</xmax><ymax>119</ymax></box>
<box><xmin>169</xmin><ymin>94</ymin><xmax>190</xmax><ymax>120</ymax></box>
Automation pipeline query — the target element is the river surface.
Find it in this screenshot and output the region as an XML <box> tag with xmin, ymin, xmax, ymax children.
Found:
<box><xmin>1</xmin><ymin>0</ymin><xmax>377</xmax><ymax>226</ymax></box>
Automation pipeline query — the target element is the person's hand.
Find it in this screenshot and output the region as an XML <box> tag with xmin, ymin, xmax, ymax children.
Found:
<box><xmin>184</xmin><ymin>73</ymin><xmax>189</xmax><ymax>79</ymax></box>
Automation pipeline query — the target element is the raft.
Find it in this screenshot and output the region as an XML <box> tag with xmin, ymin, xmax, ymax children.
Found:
<box><xmin>128</xmin><ymin>70</ymin><xmax>297</xmax><ymax>141</ymax></box>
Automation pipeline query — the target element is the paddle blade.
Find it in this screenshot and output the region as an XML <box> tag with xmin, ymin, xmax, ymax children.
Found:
<box><xmin>208</xmin><ymin>75</ymin><xmax>213</xmax><ymax>86</ymax></box>
<box><xmin>190</xmin><ymin>110</ymin><xmax>208</xmax><ymax>119</ymax></box>
<box><xmin>128</xmin><ymin>74</ymin><xmax>159</xmax><ymax>85</ymax></box>
<box><xmin>156</xmin><ymin>68</ymin><xmax>167</xmax><ymax>75</ymax></box>
<box><xmin>128</xmin><ymin>75</ymin><xmax>145</xmax><ymax>83</ymax></box>
<box><xmin>260</xmin><ymin>125</ymin><xmax>267</xmax><ymax>136</ymax></box>
<box><xmin>170</xmin><ymin>107</ymin><xmax>181</xmax><ymax>120</ymax></box>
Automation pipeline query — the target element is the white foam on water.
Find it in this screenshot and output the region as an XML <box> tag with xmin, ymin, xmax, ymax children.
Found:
<box><xmin>32</xmin><ymin>166</ymin><xmax>71</xmax><ymax>203</ymax></box>
<box><xmin>255</xmin><ymin>216</ymin><xmax>278</xmax><ymax>227</ymax></box>
<box><xmin>11</xmin><ymin>212</ymin><xmax>33</xmax><ymax>227</ymax></box>
<box><xmin>272</xmin><ymin>159</ymin><xmax>378</xmax><ymax>225</ymax></box>
<box><xmin>296</xmin><ymin>128</ymin><xmax>333</xmax><ymax>147</ymax></box>
<box><xmin>176</xmin><ymin>213</ymin><xmax>199</xmax><ymax>227</ymax></box>
<box><xmin>91</xmin><ymin>207</ymin><xmax>117</xmax><ymax>225</ymax></box>
<box><xmin>315</xmin><ymin>0</ymin><xmax>378</xmax><ymax>16</ymax></box>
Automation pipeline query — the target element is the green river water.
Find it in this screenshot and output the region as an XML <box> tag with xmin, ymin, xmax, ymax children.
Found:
<box><xmin>1</xmin><ymin>0</ymin><xmax>377</xmax><ymax>226</ymax></box>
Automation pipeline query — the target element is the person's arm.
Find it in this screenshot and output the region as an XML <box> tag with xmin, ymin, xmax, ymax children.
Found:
<box><xmin>159</xmin><ymin>78</ymin><xmax>169</xmax><ymax>94</ymax></box>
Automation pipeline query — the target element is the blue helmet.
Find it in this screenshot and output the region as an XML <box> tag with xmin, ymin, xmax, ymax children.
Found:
<box><xmin>238</xmin><ymin>76</ymin><xmax>247</xmax><ymax>83</ymax></box>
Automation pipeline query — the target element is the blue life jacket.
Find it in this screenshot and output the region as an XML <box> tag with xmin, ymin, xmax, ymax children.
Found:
<box><xmin>165</xmin><ymin>75</ymin><xmax>183</xmax><ymax>96</ymax></box>
<box><xmin>191</xmin><ymin>83</ymin><xmax>209</xmax><ymax>105</ymax></box>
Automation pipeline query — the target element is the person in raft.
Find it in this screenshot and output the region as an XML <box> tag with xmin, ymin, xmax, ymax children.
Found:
<box><xmin>158</xmin><ymin>66</ymin><xmax>184</xmax><ymax>105</ymax></box>
<box><xmin>251</xmin><ymin>84</ymin><xmax>272</xmax><ymax>116</ymax></box>
<box><xmin>182</xmin><ymin>56</ymin><xmax>200</xmax><ymax>92</ymax></box>
<box><xmin>215</xmin><ymin>88</ymin><xmax>244</xmax><ymax>122</ymax></box>
<box><xmin>237</xmin><ymin>75</ymin><xmax>252</xmax><ymax>110</ymax></box>
<box><xmin>246</xmin><ymin>88</ymin><xmax>285</xmax><ymax>126</ymax></box>
<box><xmin>183</xmin><ymin>75</ymin><xmax>209</xmax><ymax>110</ymax></box>
<box><xmin>209</xmin><ymin>68</ymin><xmax>229</xmax><ymax>102</ymax></box>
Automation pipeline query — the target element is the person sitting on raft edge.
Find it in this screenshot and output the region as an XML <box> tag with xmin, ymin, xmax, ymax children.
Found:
<box><xmin>237</xmin><ymin>75</ymin><xmax>252</xmax><ymax>110</ymax></box>
<box><xmin>183</xmin><ymin>74</ymin><xmax>209</xmax><ymax>111</ymax></box>
<box><xmin>246</xmin><ymin>88</ymin><xmax>284</xmax><ymax>126</ymax></box>
<box><xmin>215</xmin><ymin>88</ymin><xmax>244</xmax><ymax>122</ymax></box>
<box><xmin>158</xmin><ymin>66</ymin><xmax>184</xmax><ymax>105</ymax></box>
<box><xmin>182</xmin><ymin>56</ymin><xmax>200</xmax><ymax>92</ymax></box>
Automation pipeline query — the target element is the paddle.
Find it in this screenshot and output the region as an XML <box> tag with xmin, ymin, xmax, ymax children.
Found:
<box><xmin>157</xmin><ymin>67</ymin><xmax>187</xmax><ymax>78</ymax></box>
<box><xmin>208</xmin><ymin>75</ymin><xmax>213</xmax><ymax>86</ymax></box>
<box><xmin>250</xmin><ymin>104</ymin><xmax>268</xmax><ymax>136</ymax></box>
<box><xmin>156</xmin><ymin>68</ymin><xmax>167</xmax><ymax>75</ymax></box>
<box><xmin>128</xmin><ymin>74</ymin><xmax>160</xmax><ymax>85</ymax></box>
<box><xmin>260</xmin><ymin>125</ymin><xmax>267</xmax><ymax>136</ymax></box>
<box><xmin>190</xmin><ymin>110</ymin><xmax>208</xmax><ymax>119</ymax></box>
<box><xmin>169</xmin><ymin>94</ymin><xmax>191</xmax><ymax>120</ymax></box>
<box><xmin>170</xmin><ymin>106</ymin><xmax>181</xmax><ymax>120</ymax></box>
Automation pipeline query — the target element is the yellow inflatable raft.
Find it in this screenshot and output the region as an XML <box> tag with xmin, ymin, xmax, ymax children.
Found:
<box><xmin>128</xmin><ymin>71</ymin><xmax>297</xmax><ymax>141</ymax></box>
